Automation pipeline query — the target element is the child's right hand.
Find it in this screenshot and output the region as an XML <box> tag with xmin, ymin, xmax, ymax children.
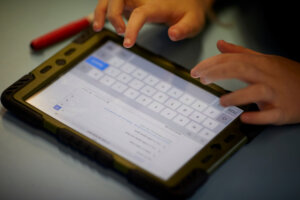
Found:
<box><xmin>191</xmin><ymin>40</ymin><xmax>300</xmax><ymax>125</ymax></box>
<box><xmin>93</xmin><ymin>0</ymin><xmax>214</xmax><ymax>48</ymax></box>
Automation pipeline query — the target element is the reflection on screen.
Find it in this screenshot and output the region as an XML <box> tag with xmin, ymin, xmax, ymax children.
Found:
<box><xmin>26</xmin><ymin>41</ymin><xmax>242</xmax><ymax>180</ymax></box>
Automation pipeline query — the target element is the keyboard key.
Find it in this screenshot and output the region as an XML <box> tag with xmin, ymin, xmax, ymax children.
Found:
<box><xmin>105</xmin><ymin>67</ymin><xmax>120</xmax><ymax>77</ymax></box>
<box><xmin>216</xmin><ymin>113</ymin><xmax>233</xmax><ymax>124</ymax></box>
<box><xmin>153</xmin><ymin>92</ymin><xmax>169</xmax><ymax>103</ymax></box>
<box><xmin>117</xmin><ymin>49</ymin><xmax>132</xmax><ymax>60</ymax></box>
<box><xmin>179</xmin><ymin>94</ymin><xmax>195</xmax><ymax>105</ymax></box>
<box><xmin>129</xmin><ymin>79</ymin><xmax>144</xmax><ymax>90</ymax></box>
<box><xmin>117</xmin><ymin>73</ymin><xmax>132</xmax><ymax>83</ymax></box>
<box><xmin>148</xmin><ymin>101</ymin><xmax>164</xmax><ymax>112</ymax></box>
<box><xmin>111</xmin><ymin>82</ymin><xmax>127</xmax><ymax>93</ymax></box>
<box><xmin>168</xmin><ymin>87</ymin><xmax>183</xmax><ymax>98</ymax></box>
<box><xmin>144</xmin><ymin>75</ymin><xmax>159</xmax><ymax>86</ymax></box>
<box><xmin>136</xmin><ymin>95</ymin><xmax>152</xmax><ymax>106</ymax></box>
<box><xmin>225</xmin><ymin>106</ymin><xmax>243</xmax><ymax>117</ymax></box>
<box><xmin>100</xmin><ymin>75</ymin><xmax>116</xmax><ymax>86</ymax></box>
<box><xmin>194</xmin><ymin>135</ymin><xmax>209</xmax><ymax>145</ymax></box>
<box><xmin>191</xmin><ymin>100</ymin><xmax>208</xmax><ymax>112</ymax></box>
<box><xmin>190</xmin><ymin>111</ymin><xmax>206</xmax><ymax>123</ymax></box>
<box><xmin>165</xmin><ymin>98</ymin><xmax>181</xmax><ymax>110</ymax></box>
<box><xmin>124</xmin><ymin>88</ymin><xmax>139</xmax><ymax>99</ymax></box>
<box><xmin>141</xmin><ymin>85</ymin><xmax>156</xmax><ymax>96</ymax></box>
<box><xmin>104</xmin><ymin>42</ymin><xmax>117</xmax><ymax>51</ymax></box>
<box><xmin>95</xmin><ymin>50</ymin><xmax>111</xmax><ymax>60</ymax></box>
<box><xmin>212</xmin><ymin>100</ymin><xmax>226</xmax><ymax>111</ymax></box>
<box><xmin>186</xmin><ymin>121</ymin><xmax>203</xmax><ymax>134</ymax></box>
<box><xmin>160</xmin><ymin>108</ymin><xmax>177</xmax><ymax>119</ymax></box>
<box><xmin>86</xmin><ymin>56</ymin><xmax>109</xmax><ymax>71</ymax></box>
<box><xmin>203</xmin><ymin>107</ymin><xmax>221</xmax><ymax>118</ymax></box>
<box><xmin>202</xmin><ymin>118</ymin><xmax>219</xmax><ymax>130</ymax></box>
<box><xmin>132</xmin><ymin>69</ymin><xmax>147</xmax><ymax>80</ymax></box>
<box><xmin>155</xmin><ymin>81</ymin><xmax>171</xmax><ymax>92</ymax></box>
<box><xmin>199</xmin><ymin>128</ymin><xmax>216</xmax><ymax>140</ymax></box>
<box><xmin>87</xmin><ymin>68</ymin><xmax>104</xmax><ymax>79</ymax></box>
<box><xmin>121</xmin><ymin>63</ymin><xmax>136</xmax><ymax>73</ymax></box>
<box><xmin>173</xmin><ymin>115</ymin><xmax>190</xmax><ymax>126</ymax></box>
<box><xmin>107</xmin><ymin>57</ymin><xmax>124</xmax><ymax>67</ymax></box>
<box><xmin>177</xmin><ymin>104</ymin><xmax>193</xmax><ymax>116</ymax></box>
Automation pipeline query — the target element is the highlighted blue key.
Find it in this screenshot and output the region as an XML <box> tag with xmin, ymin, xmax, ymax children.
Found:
<box><xmin>86</xmin><ymin>56</ymin><xmax>109</xmax><ymax>71</ymax></box>
<box><xmin>53</xmin><ymin>104</ymin><xmax>62</xmax><ymax>111</ymax></box>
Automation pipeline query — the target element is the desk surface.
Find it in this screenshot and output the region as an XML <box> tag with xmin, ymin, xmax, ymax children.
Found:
<box><xmin>1</xmin><ymin>0</ymin><xmax>300</xmax><ymax>199</ymax></box>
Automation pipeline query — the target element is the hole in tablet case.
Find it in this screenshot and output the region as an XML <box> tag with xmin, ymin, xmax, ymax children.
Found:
<box><xmin>224</xmin><ymin>134</ymin><xmax>236</xmax><ymax>143</ymax></box>
<box><xmin>210</xmin><ymin>143</ymin><xmax>222</xmax><ymax>150</ymax></box>
<box><xmin>55</xmin><ymin>59</ymin><xmax>66</xmax><ymax>66</ymax></box>
<box><xmin>40</xmin><ymin>65</ymin><xmax>52</xmax><ymax>74</ymax></box>
<box><xmin>64</xmin><ymin>48</ymin><xmax>76</xmax><ymax>56</ymax></box>
<box><xmin>201</xmin><ymin>155</ymin><xmax>213</xmax><ymax>164</ymax></box>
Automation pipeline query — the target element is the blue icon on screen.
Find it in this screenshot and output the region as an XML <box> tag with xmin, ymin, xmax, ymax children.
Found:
<box><xmin>86</xmin><ymin>56</ymin><xmax>109</xmax><ymax>71</ymax></box>
<box><xmin>53</xmin><ymin>104</ymin><xmax>62</xmax><ymax>111</ymax></box>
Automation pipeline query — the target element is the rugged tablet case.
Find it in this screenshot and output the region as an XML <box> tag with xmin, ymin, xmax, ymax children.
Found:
<box><xmin>1</xmin><ymin>27</ymin><xmax>263</xmax><ymax>199</ymax></box>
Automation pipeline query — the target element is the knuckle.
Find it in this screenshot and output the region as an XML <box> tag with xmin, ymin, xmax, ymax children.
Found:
<box><xmin>191</xmin><ymin>17</ymin><xmax>204</xmax><ymax>34</ymax></box>
<box><xmin>218</xmin><ymin>66</ymin><xmax>229</xmax><ymax>77</ymax></box>
<box><xmin>96</xmin><ymin>5</ymin><xmax>107</xmax><ymax>14</ymax></box>
<box><xmin>257</xmin><ymin>85</ymin><xmax>267</xmax><ymax>96</ymax></box>
<box><xmin>131</xmin><ymin>7</ymin><xmax>145</xmax><ymax>16</ymax></box>
<box><xmin>234</xmin><ymin>62</ymin><xmax>247</xmax><ymax>74</ymax></box>
<box><xmin>257</xmin><ymin>84</ymin><xmax>273</xmax><ymax>98</ymax></box>
<box><xmin>181</xmin><ymin>21</ymin><xmax>203</xmax><ymax>37</ymax></box>
<box><xmin>215</xmin><ymin>54</ymin><xmax>231</xmax><ymax>65</ymax></box>
<box><xmin>107</xmin><ymin>13</ymin><xmax>116</xmax><ymax>22</ymax></box>
<box><xmin>273</xmin><ymin>110</ymin><xmax>285</xmax><ymax>125</ymax></box>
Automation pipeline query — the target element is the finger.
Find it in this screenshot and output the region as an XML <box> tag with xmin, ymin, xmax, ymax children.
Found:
<box><xmin>191</xmin><ymin>53</ymin><xmax>254</xmax><ymax>79</ymax></box>
<box><xmin>107</xmin><ymin>0</ymin><xmax>126</xmax><ymax>34</ymax></box>
<box><xmin>220</xmin><ymin>84</ymin><xmax>274</xmax><ymax>107</ymax></box>
<box><xmin>191</xmin><ymin>42</ymin><xmax>262</xmax><ymax>78</ymax></box>
<box><xmin>217</xmin><ymin>40</ymin><xmax>262</xmax><ymax>55</ymax></box>
<box><xmin>190</xmin><ymin>54</ymin><xmax>222</xmax><ymax>78</ymax></box>
<box><xmin>168</xmin><ymin>13</ymin><xmax>205</xmax><ymax>41</ymax></box>
<box><xmin>93</xmin><ymin>0</ymin><xmax>108</xmax><ymax>31</ymax></box>
<box><xmin>123</xmin><ymin>6</ymin><xmax>156</xmax><ymax>48</ymax></box>
<box><xmin>240</xmin><ymin>109</ymin><xmax>283</xmax><ymax>125</ymax></box>
<box><xmin>195</xmin><ymin>61</ymin><xmax>264</xmax><ymax>84</ymax></box>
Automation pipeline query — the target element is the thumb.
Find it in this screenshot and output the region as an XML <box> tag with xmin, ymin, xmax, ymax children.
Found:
<box><xmin>217</xmin><ymin>40</ymin><xmax>262</xmax><ymax>55</ymax></box>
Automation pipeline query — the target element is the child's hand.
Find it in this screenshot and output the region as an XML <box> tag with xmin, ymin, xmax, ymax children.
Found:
<box><xmin>93</xmin><ymin>0</ymin><xmax>213</xmax><ymax>48</ymax></box>
<box><xmin>191</xmin><ymin>40</ymin><xmax>300</xmax><ymax>125</ymax></box>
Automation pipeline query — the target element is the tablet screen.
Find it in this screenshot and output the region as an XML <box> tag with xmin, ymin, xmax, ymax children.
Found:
<box><xmin>26</xmin><ymin>41</ymin><xmax>243</xmax><ymax>180</ymax></box>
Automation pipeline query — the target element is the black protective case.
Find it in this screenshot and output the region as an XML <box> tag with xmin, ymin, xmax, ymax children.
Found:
<box><xmin>1</xmin><ymin>27</ymin><xmax>264</xmax><ymax>199</ymax></box>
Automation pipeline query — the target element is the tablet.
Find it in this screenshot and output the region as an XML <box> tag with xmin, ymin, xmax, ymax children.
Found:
<box><xmin>1</xmin><ymin>28</ymin><xmax>261</xmax><ymax>199</ymax></box>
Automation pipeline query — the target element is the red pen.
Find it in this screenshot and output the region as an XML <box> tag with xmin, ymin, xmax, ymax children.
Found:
<box><xmin>30</xmin><ymin>13</ymin><xmax>94</xmax><ymax>50</ymax></box>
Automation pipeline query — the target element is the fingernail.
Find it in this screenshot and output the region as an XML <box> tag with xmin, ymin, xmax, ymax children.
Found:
<box><xmin>169</xmin><ymin>29</ymin><xmax>179</xmax><ymax>41</ymax></box>
<box><xmin>93</xmin><ymin>22</ymin><xmax>102</xmax><ymax>32</ymax></box>
<box><xmin>200</xmin><ymin>77</ymin><xmax>211</xmax><ymax>85</ymax></box>
<box><xmin>191</xmin><ymin>71</ymin><xmax>201</xmax><ymax>78</ymax></box>
<box><xmin>220</xmin><ymin>98</ymin><xmax>229</xmax><ymax>107</ymax></box>
<box><xmin>240</xmin><ymin>114</ymin><xmax>250</xmax><ymax>123</ymax></box>
<box><xmin>117</xmin><ymin>27</ymin><xmax>124</xmax><ymax>35</ymax></box>
<box><xmin>123</xmin><ymin>38</ymin><xmax>132</xmax><ymax>48</ymax></box>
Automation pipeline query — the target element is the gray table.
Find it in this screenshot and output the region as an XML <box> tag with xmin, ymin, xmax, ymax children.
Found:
<box><xmin>1</xmin><ymin>0</ymin><xmax>299</xmax><ymax>199</ymax></box>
